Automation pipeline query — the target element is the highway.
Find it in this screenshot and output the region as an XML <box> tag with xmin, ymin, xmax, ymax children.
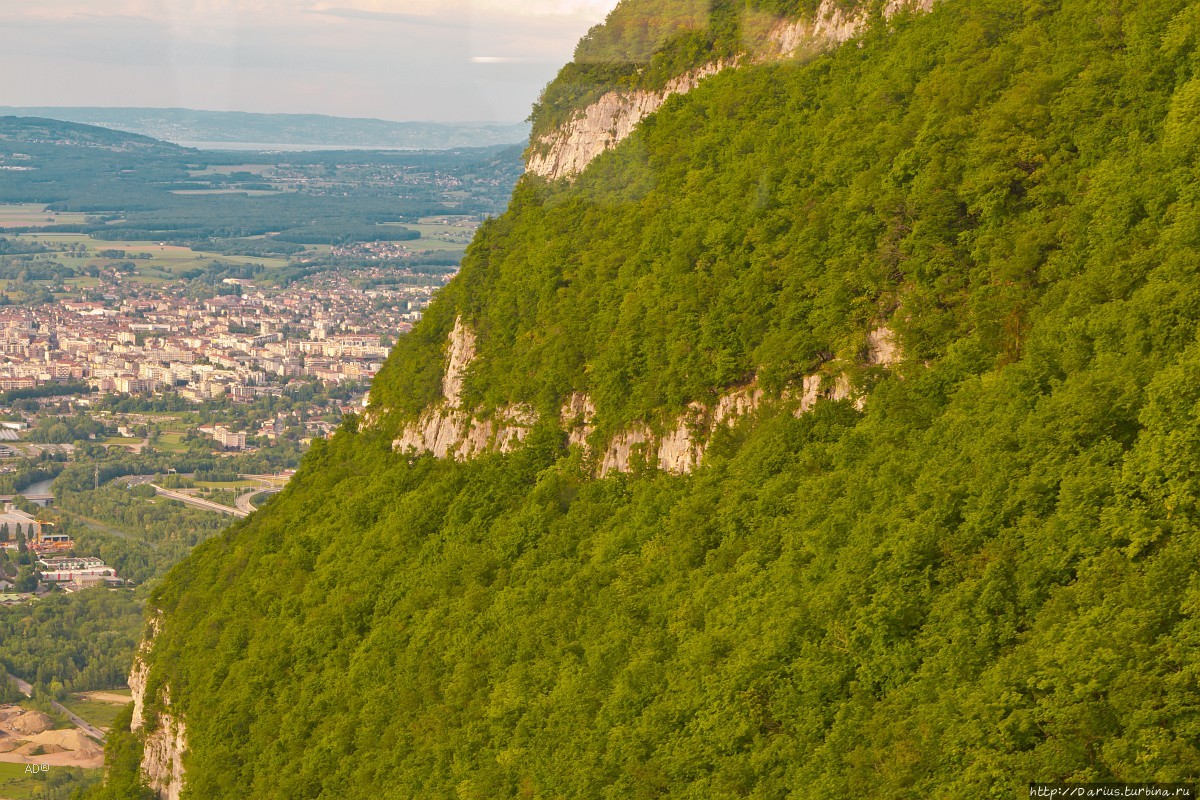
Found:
<box><xmin>6</xmin><ymin>672</ymin><xmax>107</xmax><ymax>743</ymax></box>
<box><xmin>150</xmin><ymin>485</ymin><xmax>248</xmax><ymax>518</ymax></box>
<box><xmin>235</xmin><ymin>488</ymin><xmax>280</xmax><ymax>514</ymax></box>
<box><xmin>123</xmin><ymin>473</ymin><xmax>292</xmax><ymax>518</ymax></box>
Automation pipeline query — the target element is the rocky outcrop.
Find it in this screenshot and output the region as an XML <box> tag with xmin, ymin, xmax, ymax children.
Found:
<box><xmin>561</xmin><ymin>392</ymin><xmax>597</xmax><ymax>449</ymax></box>
<box><xmin>656</xmin><ymin>409</ymin><xmax>705</xmax><ymax>474</ymax></box>
<box><xmin>599</xmin><ymin>426</ymin><xmax>653</xmax><ymax>476</ymax></box>
<box><xmin>866</xmin><ymin>326</ymin><xmax>900</xmax><ymax>367</ymax></box>
<box><xmin>527</xmin><ymin>61</ymin><xmax>732</xmax><ymax>181</ymax></box>
<box><xmin>886</xmin><ymin>0</ymin><xmax>937</xmax><ymax>16</ymax></box>
<box><xmin>766</xmin><ymin>0</ymin><xmax>869</xmax><ymax>57</ymax></box>
<box><xmin>397</xmin><ymin>322</ymin><xmax>899</xmax><ymax>475</ymax></box>
<box><xmin>394</xmin><ymin>407</ymin><xmax>470</xmax><ymax>458</ymax></box>
<box><xmin>130</xmin><ymin>615</ymin><xmax>186</xmax><ymax>800</ymax></box>
<box><xmin>442</xmin><ymin>317</ymin><xmax>476</xmax><ymax>409</ymax></box>
<box><xmin>138</xmin><ymin>690</ymin><xmax>187</xmax><ymax>800</ymax></box>
<box><xmin>526</xmin><ymin>0</ymin><xmax>939</xmax><ymax>180</ymax></box>
<box><xmin>713</xmin><ymin>385</ymin><xmax>764</xmax><ymax>427</ymax></box>
<box><xmin>395</xmin><ymin>318</ymin><xmax>541</xmax><ymax>459</ymax></box>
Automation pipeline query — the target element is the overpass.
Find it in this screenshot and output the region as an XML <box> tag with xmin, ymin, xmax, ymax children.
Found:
<box><xmin>149</xmin><ymin>485</ymin><xmax>248</xmax><ymax>518</ymax></box>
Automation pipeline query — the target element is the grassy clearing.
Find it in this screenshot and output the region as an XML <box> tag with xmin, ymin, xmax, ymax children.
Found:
<box><xmin>186</xmin><ymin>164</ymin><xmax>276</xmax><ymax>177</ymax></box>
<box><xmin>154</xmin><ymin>433</ymin><xmax>187</xmax><ymax>453</ymax></box>
<box><xmin>0</xmin><ymin>761</ymin><xmax>41</xmax><ymax>800</ymax></box>
<box><xmin>0</xmin><ymin>204</ymin><xmax>88</xmax><ymax>229</ymax></box>
<box><xmin>59</xmin><ymin>697</ymin><xmax>127</xmax><ymax>730</ymax></box>
<box><xmin>10</xmin><ymin>234</ymin><xmax>289</xmax><ymax>273</ymax></box>
<box><xmin>0</xmin><ymin>762</ymin><xmax>101</xmax><ymax>799</ymax></box>
<box><xmin>101</xmin><ymin>437</ymin><xmax>141</xmax><ymax>446</ymax></box>
<box><xmin>169</xmin><ymin>189</ymin><xmax>281</xmax><ymax>196</ymax></box>
<box><xmin>195</xmin><ymin>480</ymin><xmax>256</xmax><ymax>490</ymax></box>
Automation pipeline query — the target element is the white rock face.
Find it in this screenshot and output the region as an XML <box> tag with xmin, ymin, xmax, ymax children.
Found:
<box><xmin>657</xmin><ymin>415</ymin><xmax>704</xmax><ymax>475</ymax></box>
<box><xmin>442</xmin><ymin>317</ymin><xmax>476</xmax><ymax>409</ymax></box>
<box><xmin>561</xmin><ymin>392</ymin><xmax>597</xmax><ymax>449</ymax></box>
<box><xmin>600</xmin><ymin>426</ymin><xmax>652</xmax><ymax>476</ymax></box>
<box><xmin>527</xmin><ymin>61</ymin><xmax>731</xmax><ymax>181</ymax></box>
<box><xmin>886</xmin><ymin>0</ymin><xmax>936</xmax><ymax>16</ymax></box>
<box><xmin>767</xmin><ymin>0</ymin><xmax>869</xmax><ymax>57</ymax></box>
<box><xmin>397</xmin><ymin>326</ymin><xmax>899</xmax><ymax>474</ymax></box>
<box><xmin>130</xmin><ymin>615</ymin><xmax>186</xmax><ymax>800</ymax></box>
<box><xmin>713</xmin><ymin>386</ymin><xmax>764</xmax><ymax>427</ymax></box>
<box><xmin>395</xmin><ymin>408</ymin><xmax>470</xmax><ymax>458</ymax></box>
<box><xmin>526</xmin><ymin>0</ymin><xmax>939</xmax><ymax>180</ymax></box>
<box><xmin>494</xmin><ymin>404</ymin><xmax>539</xmax><ymax>454</ymax></box>
<box><xmin>395</xmin><ymin>319</ymin><xmax>542</xmax><ymax>459</ymax></box>
<box><xmin>867</xmin><ymin>326</ymin><xmax>900</xmax><ymax>366</ymax></box>
<box><xmin>140</xmin><ymin>691</ymin><xmax>187</xmax><ymax>800</ymax></box>
<box><xmin>129</xmin><ymin>615</ymin><xmax>161</xmax><ymax>734</ymax></box>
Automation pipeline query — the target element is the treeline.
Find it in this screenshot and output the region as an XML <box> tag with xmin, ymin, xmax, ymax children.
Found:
<box><xmin>0</xmin><ymin>589</ymin><xmax>144</xmax><ymax>696</ymax></box>
<box><xmin>269</xmin><ymin>254</ymin><xmax>460</xmax><ymax>288</ymax></box>
<box><xmin>0</xmin><ymin>461</ymin><xmax>64</xmax><ymax>497</ymax></box>
<box><xmin>0</xmin><ymin>383</ymin><xmax>91</xmax><ymax>405</ymax></box>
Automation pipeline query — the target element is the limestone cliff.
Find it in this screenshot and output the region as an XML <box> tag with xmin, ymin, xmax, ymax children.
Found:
<box><xmin>526</xmin><ymin>0</ymin><xmax>939</xmax><ymax>181</ymax></box>
<box><xmin>526</xmin><ymin>61</ymin><xmax>732</xmax><ymax>181</ymax></box>
<box><xmin>393</xmin><ymin>317</ymin><xmax>900</xmax><ymax>477</ymax></box>
<box><xmin>129</xmin><ymin>616</ymin><xmax>186</xmax><ymax>800</ymax></box>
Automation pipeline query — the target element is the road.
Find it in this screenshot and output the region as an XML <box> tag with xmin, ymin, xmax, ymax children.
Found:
<box><xmin>124</xmin><ymin>473</ymin><xmax>290</xmax><ymax>518</ymax></box>
<box><xmin>150</xmin><ymin>485</ymin><xmax>247</xmax><ymax>518</ymax></box>
<box><xmin>6</xmin><ymin>672</ymin><xmax>107</xmax><ymax>743</ymax></box>
<box><xmin>235</xmin><ymin>488</ymin><xmax>280</xmax><ymax>514</ymax></box>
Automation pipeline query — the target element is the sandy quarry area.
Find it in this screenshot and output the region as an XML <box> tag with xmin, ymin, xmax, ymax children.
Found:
<box><xmin>77</xmin><ymin>691</ymin><xmax>132</xmax><ymax>705</ymax></box>
<box><xmin>0</xmin><ymin>706</ymin><xmax>103</xmax><ymax>769</ymax></box>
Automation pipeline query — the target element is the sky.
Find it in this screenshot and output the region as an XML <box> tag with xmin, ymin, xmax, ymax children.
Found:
<box><xmin>0</xmin><ymin>0</ymin><xmax>622</xmax><ymax>122</ymax></box>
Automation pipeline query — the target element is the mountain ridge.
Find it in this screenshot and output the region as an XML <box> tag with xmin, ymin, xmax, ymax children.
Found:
<box><xmin>0</xmin><ymin>107</ymin><xmax>531</xmax><ymax>150</ymax></box>
<box><xmin>95</xmin><ymin>0</ymin><xmax>1200</xmax><ymax>797</ymax></box>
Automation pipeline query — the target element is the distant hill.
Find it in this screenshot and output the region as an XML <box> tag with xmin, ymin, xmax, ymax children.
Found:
<box><xmin>0</xmin><ymin>116</ymin><xmax>184</xmax><ymax>155</ymax></box>
<box><xmin>0</xmin><ymin>107</ymin><xmax>531</xmax><ymax>150</ymax></box>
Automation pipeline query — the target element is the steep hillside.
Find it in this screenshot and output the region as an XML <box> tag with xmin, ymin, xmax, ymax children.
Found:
<box><xmin>100</xmin><ymin>0</ymin><xmax>1200</xmax><ymax>797</ymax></box>
<box><xmin>525</xmin><ymin>0</ymin><xmax>935</xmax><ymax>179</ymax></box>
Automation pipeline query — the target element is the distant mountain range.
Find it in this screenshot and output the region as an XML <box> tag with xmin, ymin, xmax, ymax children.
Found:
<box><xmin>0</xmin><ymin>107</ymin><xmax>531</xmax><ymax>150</ymax></box>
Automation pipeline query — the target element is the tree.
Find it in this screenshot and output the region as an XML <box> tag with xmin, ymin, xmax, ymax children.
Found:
<box><xmin>14</xmin><ymin>565</ymin><xmax>37</xmax><ymax>593</ymax></box>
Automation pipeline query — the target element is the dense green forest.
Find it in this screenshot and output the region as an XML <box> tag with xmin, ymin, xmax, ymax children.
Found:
<box><xmin>99</xmin><ymin>0</ymin><xmax>1200</xmax><ymax>797</ymax></box>
<box><xmin>0</xmin><ymin>590</ymin><xmax>143</xmax><ymax>696</ymax></box>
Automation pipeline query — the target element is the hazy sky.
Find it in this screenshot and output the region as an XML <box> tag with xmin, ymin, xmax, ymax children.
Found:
<box><xmin>0</xmin><ymin>0</ymin><xmax>621</xmax><ymax>122</ymax></box>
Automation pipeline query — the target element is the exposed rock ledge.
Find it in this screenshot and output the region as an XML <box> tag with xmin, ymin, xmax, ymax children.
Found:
<box><xmin>130</xmin><ymin>616</ymin><xmax>186</xmax><ymax>800</ymax></box>
<box><xmin>596</xmin><ymin>327</ymin><xmax>899</xmax><ymax>474</ymax></box>
<box><xmin>526</xmin><ymin>60</ymin><xmax>733</xmax><ymax>181</ymax></box>
<box><xmin>394</xmin><ymin>318</ymin><xmax>899</xmax><ymax>476</ymax></box>
<box><xmin>526</xmin><ymin>0</ymin><xmax>938</xmax><ymax>181</ymax></box>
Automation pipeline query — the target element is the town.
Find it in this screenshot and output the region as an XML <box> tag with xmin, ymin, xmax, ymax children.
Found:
<box><xmin>0</xmin><ymin>265</ymin><xmax>430</xmax><ymax>413</ymax></box>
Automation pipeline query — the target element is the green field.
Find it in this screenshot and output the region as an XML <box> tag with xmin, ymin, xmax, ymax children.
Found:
<box><xmin>0</xmin><ymin>204</ymin><xmax>88</xmax><ymax>229</ymax></box>
<box><xmin>154</xmin><ymin>433</ymin><xmax>187</xmax><ymax>453</ymax></box>
<box><xmin>0</xmin><ymin>761</ymin><xmax>43</xmax><ymax>800</ymax></box>
<box><xmin>13</xmin><ymin>233</ymin><xmax>289</xmax><ymax>273</ymax></box>
<box><xmin>0</xmin><ymin>761</ymin><xmax>100</xmax><ymax>799</ymax></box>
<box><xmin>169</xmin><ymin>189</ymin><xmax>283</xmax><ymax>196</ymax></box>
<box><xmin>100</xmin><ymin>437</ymin><xmax>141</xmax><ymax>447</ymax></box>
<box><xmin>195</xmin><ymin>479</ymin><xmax>256</xmax><ymax>490</ymax></box>
<box><xmin>59</xmin><ymin>696</ymin><xmax>128</xmax><ymax>730</ymax></box>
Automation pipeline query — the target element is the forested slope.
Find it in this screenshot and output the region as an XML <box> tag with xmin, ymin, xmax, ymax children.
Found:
<box><xmin>106</xmin><ymin>0</ymin><xmax>1200</xmax><ymax>797</ymax></box>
